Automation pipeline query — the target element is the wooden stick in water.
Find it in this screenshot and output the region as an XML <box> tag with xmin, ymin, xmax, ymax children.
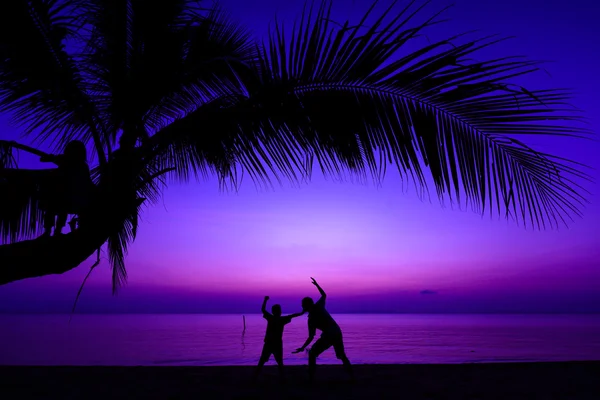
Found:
<box><xmin>243</xmin><ymin>315</ymin><xmax>246</xmax><ymax>333</ymax></box>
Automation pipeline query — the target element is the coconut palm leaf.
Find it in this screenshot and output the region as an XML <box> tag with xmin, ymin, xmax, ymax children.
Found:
<box><xmin>90</xmin><ymin>145</ymin><xmax>174</xmax><ymax>291</ymax></box>
<box><xmin>106</xmin><ymin>203</ymin><xmax>137</xmax><ymax>293</ymax></box>
<box><xmin>79</xmin><ymin>0</ymin><xmax>255</xmax><ymax>146</ymax></box>
<box><xmin>0</xmin><ymin>141</ymin><xmax>51</xmax><ymax>242</ymax></box>
<box><xmin>0</xmin><ymin>0</ymin><xmax>107</xmax><ymax>161</ymax></box>
<box><xmin>146</xmin><ymin>79</ymin><xmax>250</xmax><ymax>190</ymax></box>
<box><xmin>0</xmin><ymin>168</ymin><xmax>47</xmax><ymax>243</ymax></box>
<box><xmin>104</xmin><ymin>161</ymin><xmax>179</xmax><ymax>292</ymax></box>
<box><xmin>144</xmin><ymin>5</ymin><xmax>257</xmax><ymax>132</ymax></box>
<box><xmin>0</xmin><ymin>140</ymin><xmax>17</xmax><ymax>170</ymax></box>
<box><xmin>0</xmin><ymin>0</ymin><xmax>592</xmax><ymax>289</ymax></box>
<box><xmin>238</xmin><ymin>0</ymin><xmax>590</xmax><ymax>229</ymax></box>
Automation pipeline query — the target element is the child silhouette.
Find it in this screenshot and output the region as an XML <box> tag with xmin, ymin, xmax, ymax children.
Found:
<box><xmin>253</xmin><ymin>296</ymin><xmax>304</xmax><ymax>382</ymax></box>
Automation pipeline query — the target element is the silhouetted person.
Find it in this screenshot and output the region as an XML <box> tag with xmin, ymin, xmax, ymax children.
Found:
<box><xmin>293</xmin><ymin>277</ymin><xmax>354</xmax><ymax>383</ymax></box>
<box><xmin>39</xmin><ymin>140</ymin><xmax>94</xmax><ymax>237</ymax></box>
<box><xmin>254</xmin><ymin>296</ymin><xmax>304</xmax><ymax>382</ymax></box>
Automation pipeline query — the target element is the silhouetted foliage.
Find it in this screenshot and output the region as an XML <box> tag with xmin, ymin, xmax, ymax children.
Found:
<box><xmin>0</xmin><ymin>0</ymin><xmax>591</xmax><ymax>290</ymax></box>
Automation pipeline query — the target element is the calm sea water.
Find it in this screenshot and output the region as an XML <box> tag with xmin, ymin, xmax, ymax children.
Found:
<box><xmin>1</xmin><ymin>314</ymin><xmax>600</xmax><ymax>366</ymax></box>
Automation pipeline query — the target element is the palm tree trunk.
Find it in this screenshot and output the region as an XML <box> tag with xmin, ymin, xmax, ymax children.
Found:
<box><xmin>0</xmin><ymin>224</ymin><xmax>109</xmax><ymax>286</ymax></box>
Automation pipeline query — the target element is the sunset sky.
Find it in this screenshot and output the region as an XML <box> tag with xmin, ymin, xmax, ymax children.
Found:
<box><xmin>0</xmin><ymin>0</ymin><xmax>599</xmax><ymax>314</ymax></box>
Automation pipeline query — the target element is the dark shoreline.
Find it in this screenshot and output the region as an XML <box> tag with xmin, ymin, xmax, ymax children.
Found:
<box><xmin>2</xmin><ymin>361</ymin><xmax>599</xmax><ymax>399</ymax></box>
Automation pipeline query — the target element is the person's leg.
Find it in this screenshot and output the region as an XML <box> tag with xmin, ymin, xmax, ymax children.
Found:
<box><xmin>43</xmin><ymin>212</ymin><xmax>55</xmax><ymax>237</ymax></box>
<box><xmin>273</xmin><ymin>344</ymin><xmax>285</xmax><ymax>381</ymax></box>
<box><xmin>54</xmin><ymin>212</ymin><xmax>68</xmax><ymax>235</ymax></box>
<box><xmin>308</xmin><ymin>337</ymin><xmax>332</xmax><ymax>382</ymax></box>
<box><xmin>333</xmin><ymin>334</ymin><xmax>354</xmax><ymax>381</ymax></box>
<box><xmin>68</xmin><ymin>216</ymin><xmax>78</xmax><ymax>232</ymax></box>
<box><xmin>41</xmin><ymin>170</ymin><xmax>64</xmax><ymax>237</ymax></box>
<box><xmin>253</xmin><ymin>343</ymin><xmax>272</xmax><ymax>381</ymax></box>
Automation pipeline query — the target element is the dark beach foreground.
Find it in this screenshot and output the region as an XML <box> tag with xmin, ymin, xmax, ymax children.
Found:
<box><xmin>1</xmin><ymin>362</ymin><xmax>599</xmax><ymax>399</ymax></box>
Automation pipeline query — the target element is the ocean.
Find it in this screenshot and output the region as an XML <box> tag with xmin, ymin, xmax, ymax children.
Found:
<box><xmin>1</xmin><ymin>314</ymin><xmax>599</xmax><ymax>366</ymax></box>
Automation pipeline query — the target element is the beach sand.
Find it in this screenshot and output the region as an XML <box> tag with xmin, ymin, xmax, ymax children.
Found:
<box><xmin>1</xmin><ymin>362</ymin><xmax>599</xmax><ymax>399</ymax></box>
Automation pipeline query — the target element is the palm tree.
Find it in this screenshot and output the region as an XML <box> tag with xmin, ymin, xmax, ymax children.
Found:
<box><xmin>0</xmin><ymin>0</ymin><xmax>590</xmax><ymax>290</ymax></box>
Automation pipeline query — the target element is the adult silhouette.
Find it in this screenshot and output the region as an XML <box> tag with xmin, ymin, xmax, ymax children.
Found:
<box><xmin>293</xmin><ymin>278</ymin><xmax>354</xmax><ymax>382</ymax></box>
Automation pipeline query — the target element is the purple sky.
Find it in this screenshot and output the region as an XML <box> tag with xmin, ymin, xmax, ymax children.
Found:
<box><xmin>1</xmin><ymin>0</ymin><xmax>599</xmax><ymax>313</ymax></box>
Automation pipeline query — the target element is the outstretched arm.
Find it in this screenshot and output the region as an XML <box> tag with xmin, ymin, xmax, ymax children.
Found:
<box><xmin>311</xmin><ymin>277</ymin><xmax>326</xmax><ymax>299</ymax></box>
<box><xmin>293</xmin><ymin>323</ymin><xmax>316</xmax><ymax>353</ymax></box>
<box><xmin>0</xmin><ymin>140</ymin><xmax>54</xmax><ymax>162</ymax></box>
<box><xmin>40</xmin><ymin>154</ymin><xmax>61</xmax><ymax>165</ymax></box>
<box><xmin>286</xmin><ymin>311</ymin><xmax>305</xmax><ymax>319</ymax></box>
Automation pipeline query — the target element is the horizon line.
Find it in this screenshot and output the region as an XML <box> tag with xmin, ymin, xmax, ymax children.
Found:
<box><xmin>2</xmin><ymin>311</ymin><xmax>600</xmax><ymax>315</ymax></box>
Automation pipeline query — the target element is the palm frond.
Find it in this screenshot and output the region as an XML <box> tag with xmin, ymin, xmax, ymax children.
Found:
<box><xmin>0</xmin><ymin>0</ymin><xmax>107</xmax><ymax>161</ymax></box>
<box><xmin>143</xmin><ymin>4</ymin><xmax>257</xmax><ymax>131</ymax></box>
<box><xmin>104</xmin><ymin>162</ymin><xmax>172</xmax><ymax>292</ymax></box>
<box><xmin>0</xmin><ymin>168</ymin><xmax>47</xmax><ymax>243</ymax></box>
<box><xmin>0</xmin><ymin>140</ymin><xmax>18</xmax><ymax>170</ymax></box>
<box><xmin>146</xmin><ymin>83</ymin><xmax>319</xmax><ymax>194</ymax></box>
<box><xmin>0</xmin><ymin>0</ymin><xmax>592</xmax><ymax>289</ymax></box>
<box><xmin>93</xmin><ymin>144</ymin><xmax>173</xmax><ymax>292</ymax></box>
<box><xmin>146</xmin><ymin>76</ymin><xmax>250</xmax><ymax>187</ymax></box>
<box><xmin>244</xmin><ymin>0</ymin><xmax>591</xmax><ymax>229</ymax></box>
<box><xmin>79</xmin><ymin>0</ymin><xmax>255</xmax><ymax>149</ymax></box>
<box><xmin>73</xmin><ymin>0</ymin><xmax>133</xmax><ymax>146</ymax></box>
<box><xmin>106</xmin><ymin>207</ymin><xmax>136</xmax><ymax>293</ymax></box>
<box><xmin>0</xmin><ymin>141</ymin><xmax>50</xmax><ymax>242</ymax></box>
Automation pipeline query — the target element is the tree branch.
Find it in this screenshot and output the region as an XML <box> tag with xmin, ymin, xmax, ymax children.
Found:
<box><xmin>0</xmin><ymin>229</ymin><xmax>107</xmax><ymax>286</ymax></box>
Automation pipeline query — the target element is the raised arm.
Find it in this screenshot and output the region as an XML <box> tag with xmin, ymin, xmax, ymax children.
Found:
<box><xmin>261</xmin><ymin>296</ymin><xmax>271</xmax><ymax>318</ymax></box>
<box><xmin>311</xmin><ymin>277</ymin><xmax>326</xmax><ymax>299</ymax></box>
